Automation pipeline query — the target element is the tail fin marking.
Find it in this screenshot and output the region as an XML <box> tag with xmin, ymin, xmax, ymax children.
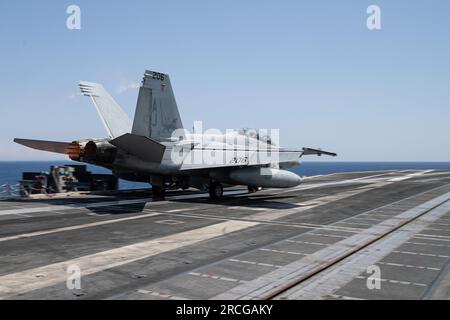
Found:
<box><xmin>132</xmin><ymin>71</ymin><xmax>184</xmax><ymax>141</ymax></box>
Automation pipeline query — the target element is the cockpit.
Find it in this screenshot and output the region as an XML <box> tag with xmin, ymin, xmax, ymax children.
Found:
<box><xmin>236</xmin><ymin>128</ymin><xmax>274</xmax><ymax>145</ymax></box>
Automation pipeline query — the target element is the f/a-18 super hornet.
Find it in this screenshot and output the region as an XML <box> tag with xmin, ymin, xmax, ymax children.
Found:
<box><xmin>14</xmin><ymin>70</ymin><xmax>336</xmax><ymax>199</ymax></box>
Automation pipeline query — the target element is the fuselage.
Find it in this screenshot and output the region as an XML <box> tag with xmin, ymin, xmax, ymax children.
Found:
<box><xmin>68</xmin><ymin>129</ymin><xmax>303</xmax><ymax>191</ymax></box>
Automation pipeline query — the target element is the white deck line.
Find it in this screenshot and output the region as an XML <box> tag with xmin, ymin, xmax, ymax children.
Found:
<box><xmin>277</xmin><ymin>200</ymin><xmax>450</xmax><ymax>299</ymax></box>
<box><xmin>0</xmin><ymin>220</ymin><xmax>258</xmax><ymax>299</ymax></box>
<box><xmin>211</xmin><ymin>192</ymin><xmax>450</xmax><ymax>300</ymax></box>
<box><xmin>0</xmin><ymin>212</ymin><xmax>164</xmax><ymax>243</ymax></box>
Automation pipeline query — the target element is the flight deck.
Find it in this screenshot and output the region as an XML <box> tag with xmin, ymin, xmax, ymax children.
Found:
<box><xmin>0</xmin><ymin>169</ymin><xmax>449</xmax><ymax>300</ymax></box>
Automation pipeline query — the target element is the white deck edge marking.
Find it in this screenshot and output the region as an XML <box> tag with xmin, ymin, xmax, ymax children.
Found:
<box><xmin>188</xmin><ymin>272</ymin><xmax>247</xmax><ymax>284</ymax></box>
<box><xmin>377</xmin><ymin>261</ymin><xmax>440</xmax><ymax>271</ymax></box>
<box><xmin>136</xmin><ymin>289</ymin><xmax>189</xmax><ymax>300</ymax></box>
<box><xmin>0</xmin><ymin>220</ymin><xmax>258</xmax><ymax>299</ymax></box>
<box><xmin>228</xmin><ymin>259</ymin><xmax>282</xmax><ymax>269</ymax></box>
<box><xmin>388</xmin><ymin>170</ymin><xmax>434</xmax><ymax>182</ymax></box>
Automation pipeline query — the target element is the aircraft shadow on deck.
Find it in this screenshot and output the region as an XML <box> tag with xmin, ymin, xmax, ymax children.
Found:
<box><xmin>4</xmin><ymin>191</ymin><xmax>300</xmax><ymax>215</ymax></box>
<box><xmin>158</xmin><ymin>193</ymin><xmax>300</xmax><ymax>210</ymax></box>
<box><xmin>87</xmin><ymin>202</ymin><xmax>147</xmax><ymax>215</ymax></box>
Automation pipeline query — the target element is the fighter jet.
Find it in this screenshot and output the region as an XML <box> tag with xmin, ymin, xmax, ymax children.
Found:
<box><xmin>14</xmin><ymin>70</ymin><xmax>336</xmax><ymax>199</ymax></box>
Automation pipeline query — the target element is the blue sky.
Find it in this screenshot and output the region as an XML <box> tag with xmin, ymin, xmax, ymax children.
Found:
<box><xmin>0</xmin><ymin>0</ymin><xmax>449</xmax><ymax>161</ymax></box>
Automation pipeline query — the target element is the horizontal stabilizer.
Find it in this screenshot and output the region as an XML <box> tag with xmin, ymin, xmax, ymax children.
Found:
<box><xmin>109</xmin><ymin>133</ymin><xmax>166</xmax><ymax>163</ymax></box>
<box><xmin>14</xmin><ymin>138</ymin><xmax>72</xmax><ymax>155</ymax></box>
<box><xmin>302</xmin><ymin>148</ymin><xmax>337</xmax><ymax>157</ymax></box>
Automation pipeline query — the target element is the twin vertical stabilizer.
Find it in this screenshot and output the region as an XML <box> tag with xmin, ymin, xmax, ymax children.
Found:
<box><xmin>80</xmin><ymin>71</ymin><xmax>184</xmax><ymax>143</ymax></box>
<box><xmin>79</xmin><ymin>82</ymin><xmax>133</xmax><ymax>138</ymax></box>
<box><xmin>132</xmin><ymin>70</ymin><xmax>184</xmax><ymax>141</ymax></box>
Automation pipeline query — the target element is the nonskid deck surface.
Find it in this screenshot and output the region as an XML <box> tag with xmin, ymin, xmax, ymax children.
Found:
<box><xmin>0</xmin><ymin>169</ymin><xmax>449</xmax><ymax>300</ymax></box>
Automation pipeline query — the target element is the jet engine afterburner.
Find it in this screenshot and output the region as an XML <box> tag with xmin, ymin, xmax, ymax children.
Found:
<box><xmin>67</xmin><ymin>139</ymin><xmax>117</xmax><ymax>164</ymax></box>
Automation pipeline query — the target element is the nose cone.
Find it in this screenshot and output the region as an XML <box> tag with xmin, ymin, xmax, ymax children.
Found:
<box><xmin>272</xmin><ymin>170</ymin><xmax>302</xmax><ymax>188</ymax></box>
<box><xmin>286</xmin><ymin>172</ymin><xmax>302</xmax><ymax>188</ymax></box>
<box><xmin>294</xmin><ymin>175</ymin><xmax>302</xmax><ymax>187</ymax></box>
<box><xmin>228</xmin><ymin>168</ymin><xmax>303</xmax><ymax>188</ymax></box>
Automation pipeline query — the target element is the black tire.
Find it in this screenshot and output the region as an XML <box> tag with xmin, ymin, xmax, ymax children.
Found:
<box><xmin>209</xmin><ymin>182</ymin><xmax>223</xmax><ymax>200</ymax></box>
<box><xmin>152</xmin><ymin>186</ymin><xmax>166</xmax><ymax>200</ymax></box>
<box><xmin>248</xmin><ymin>186</ymin><xmax>260</xmax><ymax>193</ymax></box>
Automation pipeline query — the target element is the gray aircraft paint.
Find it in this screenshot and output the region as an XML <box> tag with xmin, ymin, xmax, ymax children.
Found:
<box><xmin>132</xmin><ymin>71</ymin><xmax>184</xmax><ymax>141</ymax></box>
<box><xmin>14</xmin><ymin>70</ymin><xmax>336</xmax><ymax>195</ymax></box>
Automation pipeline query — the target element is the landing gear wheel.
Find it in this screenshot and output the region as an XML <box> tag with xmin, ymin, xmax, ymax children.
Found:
<box><xmin>152</xmin><ymin>186</ymin><xmax>166</xmax><ymax>200</ymax></box>
<box><xmin>248</xmin><ymin>186</ymin><xmax>261</xmax><ymax>193</ymax></box>
<box><xmin>209</xmin><ymin>182</ymin><xmax>223</xmax><ymax>200</ymax></box>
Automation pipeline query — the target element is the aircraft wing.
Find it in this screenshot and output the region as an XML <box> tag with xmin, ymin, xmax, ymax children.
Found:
<box><xmin>301</xmin><ymin>148</ymin><xmax>337</xmax><ymax>157</ymax></box>
<box><xmin>179</xmin><ymin>148</ymin><xmax>304</xmax><ymax>171</ymax></box>
<box><xmin>14</xmin><ymin>138</ymin><xmax>72</xmax><ymax>154</ymax></box>
<box><xmin>179</xmin><ymin>147</ymin><xmax>336</xmax><ymax>171</ymax></box>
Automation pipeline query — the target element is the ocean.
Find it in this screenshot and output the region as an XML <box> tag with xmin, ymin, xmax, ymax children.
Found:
<box><xmin>1</xmin><ymin>161</ymin><xmax>450</xmax><ymax>190</ymax></box>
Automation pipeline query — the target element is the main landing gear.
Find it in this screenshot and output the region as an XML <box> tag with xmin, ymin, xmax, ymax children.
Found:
<box><xmin>152</xmin><ymin>185</ymin><xmax>166</xmax><ymax>200</ymax></box>
<box><xmin>248</xmin><ymin>186</ymin><xmax>262</xmax><ymax>193</ymax></box>
<box><xmin>209</xmin><ymin>182</ymin><xmax>224</xmax><ymax>200</ymax></box>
